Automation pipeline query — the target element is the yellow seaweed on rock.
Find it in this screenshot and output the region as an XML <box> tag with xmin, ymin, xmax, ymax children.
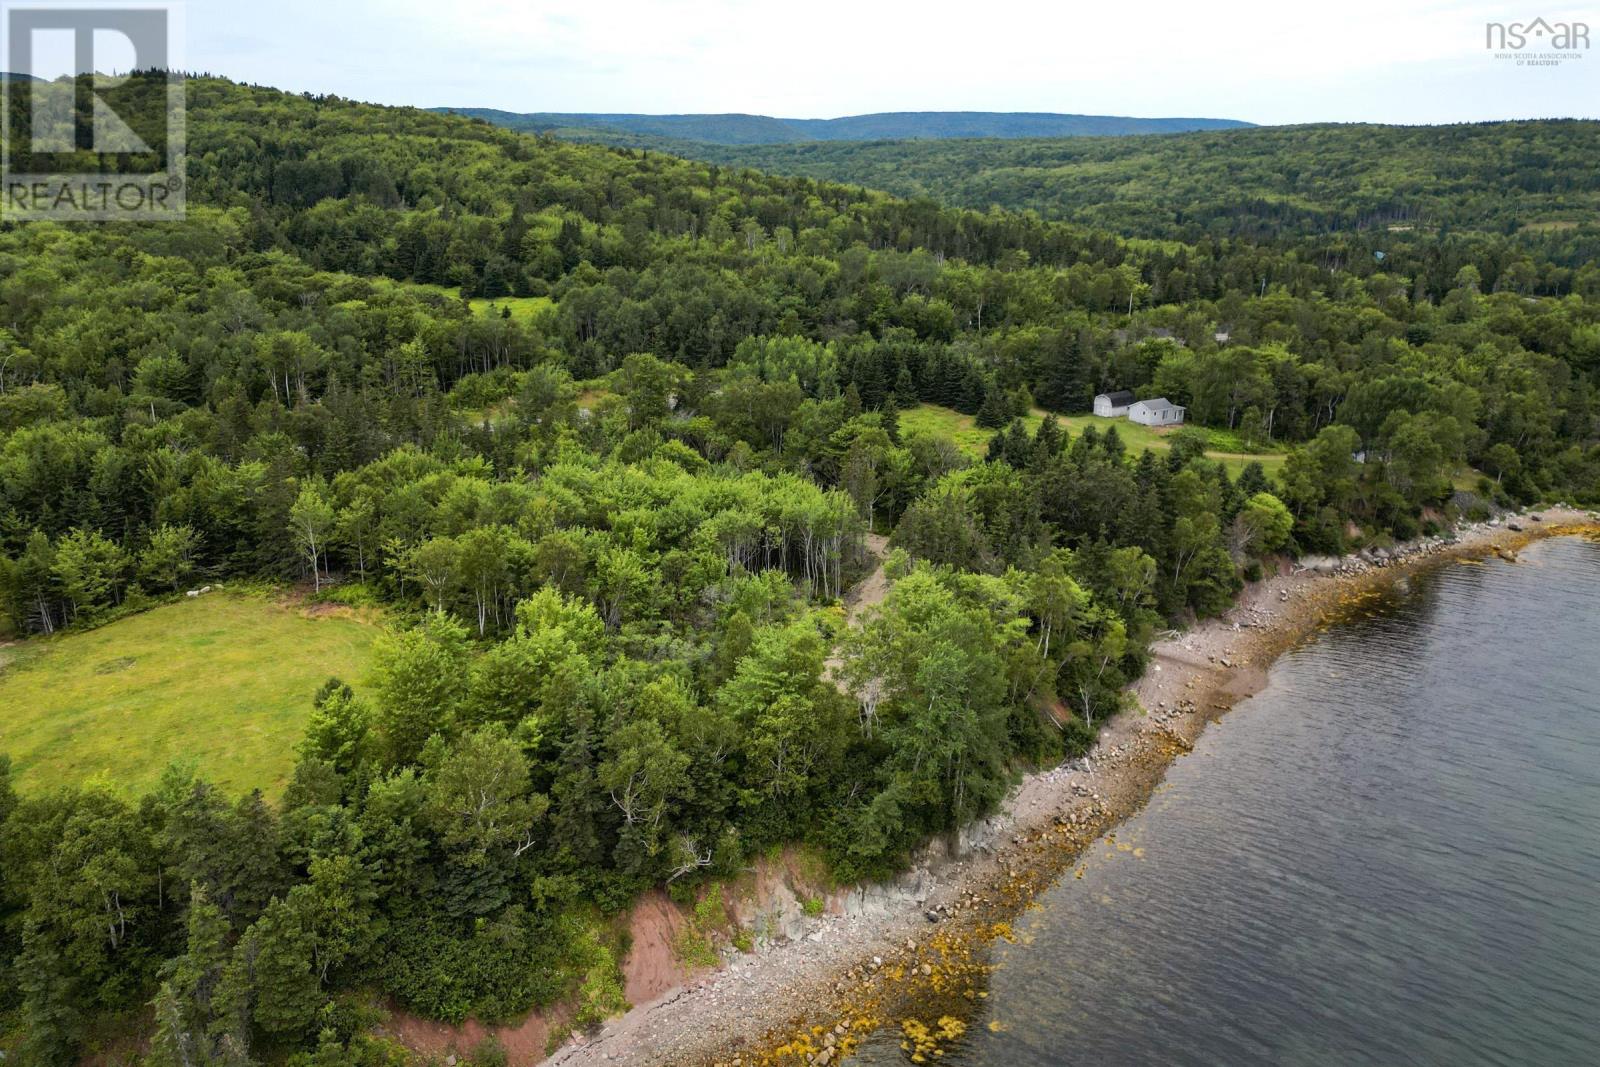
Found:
<box><xmin>899</xmin><ymin>1015</ymin><xmax>968</xmax><ymax>1062</ymax></box>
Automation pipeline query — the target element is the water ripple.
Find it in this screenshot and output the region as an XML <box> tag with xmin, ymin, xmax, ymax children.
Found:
<box><xmin>856</xmin><ymin>537</ymin><xmax>1600</xmax><ymax>1067</ymax></box>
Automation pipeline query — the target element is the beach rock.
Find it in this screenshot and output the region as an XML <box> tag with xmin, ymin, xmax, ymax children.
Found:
<box><xmin>956</xmin><ymin>815</ymin><xmax>1006</xmax><ymax>856</ymax></box>
<box><xmin>758</xmin><ymin>884</ymin><xmax>806</xmax><ymax>941</ymax></box>
<box><xmin>1507</xmin><ymin>522</ymin><xmax>1523</xmax><ymax>532</ymax></box>
<box><xmin>838</xmin><ymin>870</ymin><xmax>927</xmax><ymax>920</ymax></box>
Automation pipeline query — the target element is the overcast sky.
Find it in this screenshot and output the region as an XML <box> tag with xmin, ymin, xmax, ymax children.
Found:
<box><xmin>165</xmin><ymin>0</ymin><xmax>1600</xmax><ymax>124</ymax></box>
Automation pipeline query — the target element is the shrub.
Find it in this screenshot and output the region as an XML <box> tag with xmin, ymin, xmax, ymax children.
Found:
<box><xmin>694</xmin><ymin>885</ymin><xmax>729</xmax><ymax>930</ymax></box>
<box><xmin>572</xmin><ymin>944</ymin><xmax>627</xmax><ymax>1033</ymax></box>
<box><xmin>672</xmin><ymin>884</ymin><xmax>728</xmax><ymax>967</ymax></box>
<box><xmin>468</xmin><ymin>1037</ymin><xmax>509</xmax><ymax>1067</ymax></box>
<box><xmin>374</xmin><ymin>905</ymin><xmax>569</xmax><ymax>1023</ymax></box>
<box><xmin>671</xmin><ymin>925</ymin><xmax>718</xmax><ymax>968</ymax></box>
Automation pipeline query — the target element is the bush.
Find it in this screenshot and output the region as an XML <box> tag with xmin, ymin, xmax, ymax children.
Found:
<box><xmin>572</xmin><ymin>945</ymin><xmax>627</xmax><ymax>1032</ymax></box>
<box><xmin>448</xmin><ymin>368</ymin><xmax>521</xmax><ymax>410</ymax></box>
<box><xmin>374</xmin><ymin>905</ymin><xmax>570</xmax><ymax>1023</ymax></box>
<box><xmin>1059</xmin><ymin>714</ymin><xmax>1098</xmax><ymax>757</ymax></box>
<box><xmin>694</xmin><ymin>885</ymin><xmax>729</xmax><ymax>930</ymax></box>
<box><xmin>671</xmin><ymin>925</ymin><xmax>718</xmax><ymax>968</ymax></box>
<box><xmin>314</xmin><ymin>581</ymin><xmax>382</xmax><ymax>608</ymax></box>
<box><xmin>468</xmin><ymin>1038</ymin><xmax>508</xmax><ymax>1067</ymax></box>
<box><xmin>671</xmin><ymin>885</ymin><xmax>728</xmax><ymax>967</ymax></box>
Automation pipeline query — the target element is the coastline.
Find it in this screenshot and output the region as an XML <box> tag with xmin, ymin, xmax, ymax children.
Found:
<box><xmin>521</xmin><ymin>509</ymin><xmax>1599</xmax><ymax>1067</ymax></box>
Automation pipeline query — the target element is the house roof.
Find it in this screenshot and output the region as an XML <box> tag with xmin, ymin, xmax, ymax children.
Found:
<box><xmin>1098</xmin><ymin>390</ymin><xmax>1135</xmax><ymax>405</ymax></box>
<box><xmin>1133</xmin><ymin>397</ymin><xmax>1180</xmax><ymax>409</ymax></box>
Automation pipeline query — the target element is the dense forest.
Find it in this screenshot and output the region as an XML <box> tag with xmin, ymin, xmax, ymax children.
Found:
<box><xmin>595</xmin><ymin>120</ymin><xmax>1600</xmax><ymax>261</ymax></box>
<box><xmin>437</xmin><ymin>109</ymin><xmax>1251</xmax><ymax>146</ymax></box>
<box><xmin>0</xmin><ymin>76</ymin><xmax>1597</xmax><ymax>1066</ymax></box>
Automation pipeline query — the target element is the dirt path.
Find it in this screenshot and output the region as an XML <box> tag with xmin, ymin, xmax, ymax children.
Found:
<box><xmin>842</xmin><ymin>534</ymin><xmax>891</xmax><ymax>622</ymax></box>
<box><xmin>823</xmin><ymin>533</ymin><xmax>890</xmax><ymax>685</ymax></box>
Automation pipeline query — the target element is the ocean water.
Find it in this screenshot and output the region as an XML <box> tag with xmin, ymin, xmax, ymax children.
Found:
<box><xmin>855</xmin><ymin>534</ymin><xmax>1600</xmax><ymax>1067</ymax></box>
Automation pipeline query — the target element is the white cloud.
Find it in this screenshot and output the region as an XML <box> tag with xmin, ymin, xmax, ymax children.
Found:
<box><xmin>184</xmin><ymin>0</ymin><xmax>1599</xmax><ymax>123</ymax></box>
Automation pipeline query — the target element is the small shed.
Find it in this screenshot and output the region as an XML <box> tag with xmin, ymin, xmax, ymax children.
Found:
<box><xmin>1093</xmin><ymin>390</ymin><xmax>1136</xmax><ymax>417</ymax></box>
<box><xmin>1129</xmin><ymin>397</ymin><xmax>1185</xmax><ymax>427</ymax></box>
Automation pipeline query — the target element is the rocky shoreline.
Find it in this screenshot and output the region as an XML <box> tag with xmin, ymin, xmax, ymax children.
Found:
<box><xmin>538</xmin><ymin>508</ymin><xmax>1598</xmax><ymax>1067</ymax></box>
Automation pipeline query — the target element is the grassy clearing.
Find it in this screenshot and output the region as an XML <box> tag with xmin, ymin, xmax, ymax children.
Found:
<box><xmin>455</xmin><ymin>397</ymin><xmax>519</xmax><ymax>428</ymax></box>
<box><xmin>466</xmin><ymin>293</ymin><xmax>554</xmax><ymax>320</ymax></box>
<box><xmin>898</xmin><ymin>403</ymin><xmax>1003</xmax><ymax>455</ymax></box>
<box><xmin>458</xmin><ymin>385</ymin><xmax>617</xmax><ymax>428</ymax></box>
<box><xmin>900</xmin><ymin>404</ymin><xmax>1288</xmax><ymax>478</ymax></box>
<box><xmin>576</xmin><ymin>386</ymin><xmax>617</xmax><ymax>410</ymax></box>
<box><xmin>1451</xmin><ymin>466</ymin><xmax>1493</xmax><ymax>492</ymax></box>
<box><xmin>372</xmin><ymin>278</ymin><xmax>554</xmax><ymax>320</ymax></box>
<box><xmin>0</xmin><ymin>590</ymin><xmax>379</xmax><ymax>798</ymax></box>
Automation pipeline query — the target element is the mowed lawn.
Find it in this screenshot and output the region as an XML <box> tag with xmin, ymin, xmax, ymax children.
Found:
<box><xmin>899</xmin><ymin>403</ymin><xmax>1288</xmax><ymax>478</ymax></box>
<box><xmin>0</xmin><ymin>591</ymin><xmax>378</xmax><ymax>798</ymax></box>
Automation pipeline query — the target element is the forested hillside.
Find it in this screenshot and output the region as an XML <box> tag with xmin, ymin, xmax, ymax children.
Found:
<box><xmin>667</xmin><ymin>121</ymin><xmax>1600</xmax><ymax>258</ymax></box>
<box><xmin>0</xmin><ymin>76</ymin><xmax>1597</xmax><ymax>1066</ymax></box>
<box><xmin>434</xmin><ymin>108</ymin><xmax>1252</xmax><ymax>146</ymax></box>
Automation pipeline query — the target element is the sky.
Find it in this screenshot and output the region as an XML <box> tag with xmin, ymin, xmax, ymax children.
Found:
<box><xmin>54</xmin><ymin>0</ymin><xmax>1600</xmax><ymax>124</ymax></box>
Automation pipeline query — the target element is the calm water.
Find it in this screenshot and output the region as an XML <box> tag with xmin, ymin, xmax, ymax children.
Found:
<box><xmin>859</xmin><ymin>535</ymin><xmax>1600</xmax><ymax>1067</ymax></box>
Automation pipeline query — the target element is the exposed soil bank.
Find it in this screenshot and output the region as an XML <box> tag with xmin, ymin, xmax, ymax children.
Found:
<box><xmin>408</xmin><ymin>510</ymin><xmax>1599</xmax><ymax>1067</ymax></box>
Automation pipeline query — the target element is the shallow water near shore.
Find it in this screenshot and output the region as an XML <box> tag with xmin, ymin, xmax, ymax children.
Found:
<box><xmin>852</xmin><ymin>534</ymin><xmax>1600</xmax><ymax>1067</ymax></box>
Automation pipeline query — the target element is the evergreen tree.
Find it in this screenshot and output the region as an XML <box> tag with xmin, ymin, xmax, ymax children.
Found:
<box><xmin>975</xmin><ymin>383</ymin><xmax>1011</xmax><ymax>430</ymax></box>
<box><xmin>881</xmin><ymin>393</ymin><xmax>902</xmax><ymax>445</ymax></box>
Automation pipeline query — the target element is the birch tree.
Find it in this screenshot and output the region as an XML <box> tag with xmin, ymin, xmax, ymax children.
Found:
<box><xmin>288</xmin><ymin>481</ymin><xmax>335</xmax><ymax>592</ymax></box>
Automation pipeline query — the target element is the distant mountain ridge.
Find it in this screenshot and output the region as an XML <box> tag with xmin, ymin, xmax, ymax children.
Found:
<box><xmin>432</xmin><ymin>108</ymin><xmax>1254</xmax><ymax>145</ymax></box>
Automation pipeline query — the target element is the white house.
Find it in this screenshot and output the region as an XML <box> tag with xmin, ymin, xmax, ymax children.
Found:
<box><xmin>1093</xmin><ymin>390</ymin><xmax>1135</xmax><ymax>417</ymax></box>
<box><xmin>1128</xmin><ymin>397</ymin><xmax>1185</xmax><ymax>427</ymax></box>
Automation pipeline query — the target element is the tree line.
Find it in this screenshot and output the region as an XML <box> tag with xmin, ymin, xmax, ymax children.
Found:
<box><xmin>0</xmin><ymin>76</ymin><xmax>1596</xmax><ymax>1064</ymax></box>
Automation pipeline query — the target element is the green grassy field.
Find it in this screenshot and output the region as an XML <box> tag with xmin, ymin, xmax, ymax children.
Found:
<box><xmin>465</xmin><ymin>293</ymin><xmax>554</xmax><ymax>320</ymax></box>
<box><xmin>0</xmin><ymin>591</ymin><xmax>379</xmax><ymax>798</ymax></box>
<box><xmin>381</xmin><ymin>279</ymin><xmax>554</xmax><ymax>321</ymax></box>
<box><xmin>899</xmin><ymin>404</ymin><xmax>1288</xmax><ymax>478</ymax></box>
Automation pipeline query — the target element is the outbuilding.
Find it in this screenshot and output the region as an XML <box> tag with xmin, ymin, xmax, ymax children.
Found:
<box><xmin>1093</xmin><ymin>390</ymin><xmax>1136</xmax><ymax>417</ymax></box>
<box><xmin>1128</xmin><ymin>397</ymin><xmax>1185</xmax><ymax>427</ymax></box>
